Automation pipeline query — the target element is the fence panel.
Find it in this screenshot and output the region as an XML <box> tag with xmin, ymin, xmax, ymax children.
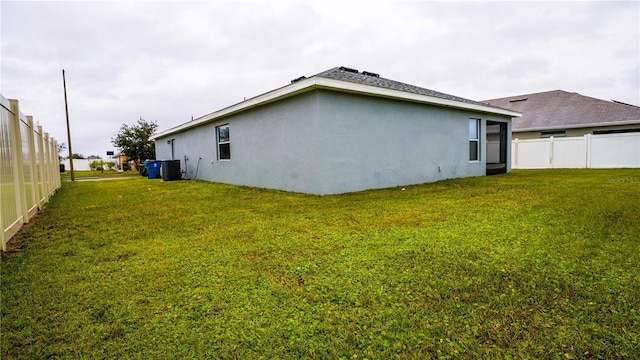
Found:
<box><xmin>34</xmin><ymin>125</ymin><xmax>45</xmax><ymax>204</ymax></box>
<box><xmin>513</xmin><ymin>133</ymin><xmax>640</xmax><ymax>169</ymax></box>
<box><xmin>590</xmin><ymin>133</ymin><xmax>640</xmax><ymax>168</ymax></box>
<box><xmin>513</xmin><ymin>139</ymin><xmax>550</xmax><ymax>169</ymax></box>
<box><xmin>551</xmin><ymin>137</ymin><xmax>586</xmax><ymax>168</ymax></box>
<box><xmin>1</xmin><ymin>95</ymin><xmax>21</xmax><ymax>250</ymax></box>
<box><xmin>61</xmin><ymin>158</ymin><xmax>92</xmax><ymax>171</ymax></box>
<box><xmin>20</xmin><ymin>115</ymin><xmax>38</xmax><ymax>217</ymax></box>
<box><xmin>0</xmin><ymin>94</ymin><xmax>60</xmax><ymax>251</ymax></box>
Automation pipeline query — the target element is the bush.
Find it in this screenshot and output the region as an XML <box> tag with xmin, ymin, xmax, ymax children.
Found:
<box><xmin>122</xmin><ymin>162</ymin><xmax>131</xmax><ymax>171</ymax></box>
<box><xmin>89</xmin><ymin>160</ymin><xmax>103</xmax><ymax>171</ymax></box>
<box><xmin>104</xmin><ymin>161</ymin><xmax>116</xmax><ymax>170</ymax></box>
<box><xmin>137</xmin><ymin>164</ymin><xmax>147</xmax><ymax>177</ymax></box>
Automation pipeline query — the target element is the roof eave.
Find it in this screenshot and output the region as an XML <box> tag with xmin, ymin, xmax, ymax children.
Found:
<box><xmin>152</xmin><ymin>78</ymin><xmax>318</xmax><ymax>139</ymax></box>
<box><xmin>314</xmin><ymin>77</ymin><xmax>521</xmax><ymax>118</ymax></box>
<box><xmin>152</xmin><ymin>77</ymin><xmax>521</xmax><ymax>140</ymax></box>
<box><xmin>513</xmin><ymin>119</ymin><xmax>640</xmax><ymax>132</ymax></box>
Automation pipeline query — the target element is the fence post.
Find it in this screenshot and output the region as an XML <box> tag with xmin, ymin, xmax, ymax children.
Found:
<box><xmin>548</xmin><ymin>136</ymin><xmax>554</xmax><ymax>168</ymax></box>
<box><xmin>9</xmin><ymin>100</ymin><xmax>29</xmax><ymax>227</ymax></box>
<box><xmin>26</xmin><ymin>116</ymin><xmax>42</xmax><ymax>212</ymax></box>
<box><xmin>585</xmin><ymin>134</ymin><xmax>592</xmax><ymax>169</ymax></box>
<box><xmin>0</xmin><ymin>98</ymin><xmax>10</xmax><ymax>251</ymax></box>
<box><xmin>36</xmin><ymin>125</ymin><xmax>45</xmax><ymax>203</ymax></box>
<box><xmin>50</xmin><ymin>136</ymin><xmax>59</xmax><ymax>193</ymax></box>
<box><xmin>53</xmin><ymin>139</ymin><xmax>61</xmax><ymax>190</ymax></box>
<box><xmin>513</xmin><ymin>138</ymin><xmax>519</xmax><ymax>169</ymax></box>
<box><xmin>42</xmin><ymin>132</ymin><xmax>50</xmax><ymax>201</ymax></box>
<box><xmin>44</xmin><ymin>132</ymin><xmax>53</xmax><ymax>200</ymax></box>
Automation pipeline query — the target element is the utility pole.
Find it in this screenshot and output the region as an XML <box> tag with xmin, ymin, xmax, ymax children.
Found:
<box><xmin>62</xmin><ymin>69</ymin><xmax>74</xmax><ymax>181</ymax></box>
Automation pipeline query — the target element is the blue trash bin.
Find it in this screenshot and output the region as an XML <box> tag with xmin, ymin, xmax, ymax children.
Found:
<box><xmin>144</xmin><ymin>160</ymin><xmax>161</xmax><ymax>179</ymax></box>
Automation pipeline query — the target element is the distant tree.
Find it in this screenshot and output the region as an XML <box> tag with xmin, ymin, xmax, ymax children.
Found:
<box><xmin>111</xmin><ymin>118</ymin><xmax>158</xmax><ymax>166</ymax></box>
<box><xmin>71</xmin><ymin>153</ymin><xmax>85</xmax><ymax>159</ymax></box>
<box><xmin>57</xmin><ymin>142</ymin><xmax>67</xmax><ymax>160</ymax></box>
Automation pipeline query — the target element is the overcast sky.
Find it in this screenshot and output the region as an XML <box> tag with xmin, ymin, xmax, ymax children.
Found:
<box><xmin>2</xmin><ymin>0</ymin><xmax>638</xmax><ymax>158</ymax></box>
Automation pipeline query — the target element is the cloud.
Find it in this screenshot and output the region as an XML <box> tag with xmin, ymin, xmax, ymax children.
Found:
<box><xmin>1</xmin><ymin>0</ymin><xmax>638</xmax><ymax>158</ymax></box>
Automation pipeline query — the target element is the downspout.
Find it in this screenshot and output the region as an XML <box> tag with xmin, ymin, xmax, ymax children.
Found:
<box><xmin>183</xmin><ymin>155</ymin><xmax>189</xmax><ymax>179</ymax></box>
<box><xmin>194</xmin><ymin>157</ymin><xmax>202</xmax><ymax>180</ymax></box>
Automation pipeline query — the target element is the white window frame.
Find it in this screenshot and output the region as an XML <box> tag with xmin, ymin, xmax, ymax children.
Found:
<box><xmin>469</xmin><ymin>118</ymin><xmax>480</xmax><ymax>162</ymax></box>
<box><xmin>216</xmin><ymin>124</ymin><xmax>230</xmax><ymax>161</ymax></box>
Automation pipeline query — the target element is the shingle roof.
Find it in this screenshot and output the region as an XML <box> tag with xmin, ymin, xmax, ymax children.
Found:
<box><xmin>483</xmin><ymin>90</ymin><xmax>640</xmax><ymax>131</ymax></box>
<box><xmin>313</xmin><ymin>66</ymin><xmax>509</xmax><ymax>111</ymax></box>
<box><xmin>152</xmin><ymin>66</ymin><xmax>520</xmax><ymax>140</ymax></box>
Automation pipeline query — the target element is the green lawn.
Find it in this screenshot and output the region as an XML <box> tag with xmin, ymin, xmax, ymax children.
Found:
<box><xmin>2</xmin><ymin>169</ymin><xmax>639</xmax><ymax>359</ymax></box>
<box><xmin>60</xmin><ymin>169</ymin><xmax>140</xmax><ymax>180</ymax></box>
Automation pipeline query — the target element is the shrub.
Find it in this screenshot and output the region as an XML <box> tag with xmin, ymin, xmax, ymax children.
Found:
<box><xmin>137</xmin><ymin>163</ymin><xmax>147</xmax><ymax>177</ymax></box>
<box><xmin>89</xmin><ymin>160</ymin><xmax>103</xmax><ymax>171</ymax></box>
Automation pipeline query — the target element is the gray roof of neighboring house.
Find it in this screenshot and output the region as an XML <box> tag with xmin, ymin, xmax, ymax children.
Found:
<box><xmin>314</xmin><ymin>66</ymin><xmax>509</xmax><ymax>111</ymax></box>
<box><xmin>483</xmin><ymin>90</ymin><xmax>640</xmax><ymax>131</ymax></box>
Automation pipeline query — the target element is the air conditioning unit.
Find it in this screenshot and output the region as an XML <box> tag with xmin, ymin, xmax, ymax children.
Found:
<box><xmin>162</xmin><ymin>160</ymin><xmax>181</xmax><ymax>181</ymax></box>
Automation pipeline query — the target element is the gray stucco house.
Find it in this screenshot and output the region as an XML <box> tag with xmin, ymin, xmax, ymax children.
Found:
<box><xmin>151</xmin><ymin>66</ymin><xmax>520</xmax><ymax>195</ymax></box>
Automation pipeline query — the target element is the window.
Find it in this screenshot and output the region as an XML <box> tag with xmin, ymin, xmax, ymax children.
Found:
<box><xmin>540</xmin><ymin>130</ymin><xmax>566</xmax><ymax>137</ymax></box>
<box><xmin>217</xmin><ymin>124</ymin><xmax>230</xmax><ymax>160</ymax></box>
<box><xmin>593</xmin><ymin>128</ymin><xmax>640</xmax><ymax>135</ymax></box>
<box><xmin>469</xmin><ymin>119</ymin><xmax>480</xmax><ymax>161</ymax></box>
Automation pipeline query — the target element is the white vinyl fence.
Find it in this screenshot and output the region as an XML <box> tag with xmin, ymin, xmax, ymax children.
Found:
<box><xmin>62</xmin><ymin>159</ymin><xmax>120</xmax><ymax>171</ymax></box>
<box><xmin>512</xmin><ymin>133</ymin><xmax>640</xmax><ymax>169</ymax></box>
<box><xmin>1</xmin><ymin>94</ymin><xmax>61</xmax><ymax>251</ymax></box>
<box><xmin>61</xmin><ymin>159</ymin><xmax>92</xmax><ymax>171</ymax></box>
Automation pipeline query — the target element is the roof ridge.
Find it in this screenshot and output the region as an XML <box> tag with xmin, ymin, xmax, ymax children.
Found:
<box><xmin>482</xmin><ymin>89</ymin><xmax>569</xmax><ymax>102</ymax></box>
<box><xmin>482</xmin><ymin>89</ymin><xmax>640</xmax><ymax>131</ymax></box>
<box><xmin>310</xmin><ymin>66</ymin><xmax>512</xmax><ymax>112</ymax></box>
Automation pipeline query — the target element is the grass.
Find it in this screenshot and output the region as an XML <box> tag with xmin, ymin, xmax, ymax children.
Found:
<box><xmin>59</xmin><ymin>169</ymin><xmax>140</xmax><ymax>180</ymax></box>
<box><xmin>2</xmin><ymin>169</ymin><xmax>639</xmax><ymax>359</ymax></box>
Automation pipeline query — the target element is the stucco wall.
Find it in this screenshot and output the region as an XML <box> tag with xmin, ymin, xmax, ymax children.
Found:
<box><xmin>315</xmin><ymin>91</ymin><xmax>505</xmax><ymax>194</ymax></box>
<box><xmin>155</xmin><ymin>91</ymin><xmax>322</xmax><ymax>193</ymax></box>
<box><xmin>155</xmin><ymin>89</ymin><xmax>511</xmax><ymax>195</ymax></box>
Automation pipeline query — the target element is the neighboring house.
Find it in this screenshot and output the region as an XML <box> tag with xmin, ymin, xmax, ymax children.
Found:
<box><xmin>483</xmin><ymin>90</ymin><xmax>640</xmax><ymax>139</ymax></box>
<box><xmin>115</xmin><ymin>153</ymin><xmax>133</xmax><ymax>171</ymax></box>
<box><xmin>151</xmin><ymin>66</ymin><xmax>520</xmax><ymax>195</ymax></box>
